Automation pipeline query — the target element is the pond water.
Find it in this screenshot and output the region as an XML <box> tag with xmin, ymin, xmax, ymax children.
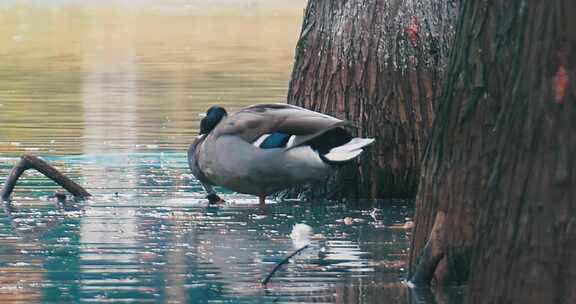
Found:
<box><xmin>0</xmin><ymin>153</ymin><xmax>420</xmax><ymax>303</ymax></box>
<box><xmin>0</xmin><ymin>1</ymin><xmax>462</xmax><ymax>303</ymax></box>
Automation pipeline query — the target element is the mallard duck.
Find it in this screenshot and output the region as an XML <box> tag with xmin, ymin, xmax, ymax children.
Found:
<box><xmin>187</xmin><ymin>103</ymin><xmax>374</xmax><ymax>206</ymax></box>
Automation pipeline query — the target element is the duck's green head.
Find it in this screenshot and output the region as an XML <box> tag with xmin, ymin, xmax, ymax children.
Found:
<box><xmin>200</xmin><ymin>106</ymin><xmax>227</xmax><ymax>135</ymax></box>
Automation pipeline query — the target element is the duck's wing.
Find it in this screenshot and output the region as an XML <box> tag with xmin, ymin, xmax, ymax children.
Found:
<box><xmin>212</xmin><ymin>103</ymin><xmax>353</xmax><ymax>145</ymax></box>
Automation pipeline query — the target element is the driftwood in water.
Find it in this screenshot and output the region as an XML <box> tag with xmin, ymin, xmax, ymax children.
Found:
<box><xmin>1</xmin><ymin>153</ymin><xmax>91</xmax><ymax>201</ymax></box>
<box><xmin>261</xmin><ymin>244</ymin><xmax>310</xmax><ymax>286</ymax></box>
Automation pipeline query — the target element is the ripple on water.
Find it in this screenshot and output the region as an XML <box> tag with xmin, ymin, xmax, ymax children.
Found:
<box><xmin>0</xmin><ymin>153</ymin><xmax>417</xmax><ymax>303</ymax></box>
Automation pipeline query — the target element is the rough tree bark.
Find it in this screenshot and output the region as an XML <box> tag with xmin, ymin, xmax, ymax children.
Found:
<box><xmin>409</xmin><ymin>1</ymin><xmax>575</xmax><ymax>303</ymax></box>
<box><xmin>286</xmin><ymin>0</ymin><xmax>458</xmax><ymax>199</ymax></box>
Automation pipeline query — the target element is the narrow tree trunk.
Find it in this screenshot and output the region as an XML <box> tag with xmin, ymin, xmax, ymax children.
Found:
<box><xmin>409</xmin><ymin>1</ymin><xmax>576</xmax><ymax>303</ymax></box>
<box><xmin>287</xmin><ymin>0</ymin><xmax>458</xmax><ymax>199</ymax></box>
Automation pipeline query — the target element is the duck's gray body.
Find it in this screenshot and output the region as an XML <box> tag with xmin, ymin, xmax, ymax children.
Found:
<box><xmin>195</xmin><ymin>134</ymin><xmax>332</xmax><ymax>195</ymax></box>
<box><xmin>188</xmin><ymin>103</ymin><xmax>374</xmax><ymax>200</ymax></box>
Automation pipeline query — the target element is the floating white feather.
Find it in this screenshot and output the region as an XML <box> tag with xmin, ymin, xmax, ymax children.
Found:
<box><xmin>290</xmin><ymin>223</ymin><xmax>313</xmax><ymax>247</ymax></box>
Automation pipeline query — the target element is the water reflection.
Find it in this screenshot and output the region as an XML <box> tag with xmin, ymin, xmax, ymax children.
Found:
<box><xmin>78</xmin><ymin>15</ymin><xmax>143</xmax><ymax>302</ymax></box>
<box><xmin>0</xmin><ymin>152</ymin><xmax>469</xmax><ymax>303</ymax></box>
<box><xmin>0</xmin><ymin>0</ymin><xmax>303</xmax><ymax>155</ymax></box>
<box><xmin>0</xmin><ymin>151</ymin><xmax>427</xmax><ymax>303</ymax></box>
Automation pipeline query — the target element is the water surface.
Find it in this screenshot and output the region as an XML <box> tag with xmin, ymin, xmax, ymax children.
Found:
<box><xmin>0</xmin><ymin>0</ymin><xmax>302</xmax><ymax>155</ymax></box>
<box><xmin>0</xmin><ymin>152</ymin><xmax>421</xmax><ymax>303</ymax></box>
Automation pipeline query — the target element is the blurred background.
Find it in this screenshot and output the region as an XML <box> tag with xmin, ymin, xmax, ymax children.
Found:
<box><xmin>0</xmin><ymin>0</ymin><xmax>306</xmax><ymax>155</ymax></box>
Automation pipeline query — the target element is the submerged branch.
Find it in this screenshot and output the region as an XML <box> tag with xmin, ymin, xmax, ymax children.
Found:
<box><xmin>1</xmin><ymin>153</ymin><xmax>91</xmax><ymax>201</ymax></box>
<box><xmin>261</xmin><ymin>244</ymin><xmax>310</xmax><ymax>286</ymax></box>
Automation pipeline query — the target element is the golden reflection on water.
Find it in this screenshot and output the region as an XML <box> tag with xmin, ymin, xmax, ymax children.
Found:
<box><xmin>0</xmin><ymin>1</ymin><xmax>306</xmax><ymax>155</ymax></box>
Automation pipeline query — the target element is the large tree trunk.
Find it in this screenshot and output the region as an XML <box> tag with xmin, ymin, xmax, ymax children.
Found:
<box><xmin>286</xmin><ymin>0</ymin><xmax>458</xmax><ymax>199</ymax></box>
<box><xmin>409</xmin><ymin>1</ymin><xmax>576</xmax><ymax>303</ymax></box>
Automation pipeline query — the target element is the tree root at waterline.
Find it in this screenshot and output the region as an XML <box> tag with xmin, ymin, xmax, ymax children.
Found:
<box><xmin>409</xmin><ymin>210</ymin><xmax>472</xmax><ymax>287</ymax></box>
<box><xmin>1</xmin><ymin>153</ymin><xmax>91</xmax><ymax>201</ymax></box>
<box><xmin>409</xmin><ymin>211</ymin><xmax>448</xmax><ymax>286</ymax></box>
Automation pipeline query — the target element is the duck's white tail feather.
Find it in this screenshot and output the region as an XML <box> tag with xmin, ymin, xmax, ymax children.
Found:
<box><xmin>323</xmin><ymin>137</ymin><xmax>375</xmax><ymax>162</ymax></box>
<box><xmin>329</xmin><ymin>138</ymin><xmax>375</xmax><ymax>154</ymax></box>
<box><xmin>323</xmin><ymin>149</ymin><xmax>364</xmax><ymax>162</ymax></box>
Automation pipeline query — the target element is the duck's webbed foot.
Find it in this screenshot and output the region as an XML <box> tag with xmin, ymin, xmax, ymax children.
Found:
<box><xmin>206</xmin><ymin>193</ymin><xmax>225</xmax><ymax>204</ymax></box>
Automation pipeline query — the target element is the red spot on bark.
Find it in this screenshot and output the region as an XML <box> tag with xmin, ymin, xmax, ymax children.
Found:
<box><xmin>553</xmin><ymin>64</ymin><xmax>568</xmax><ymax>103</ymax></box>
<box><xmin>406</xmin><ymin>16</ymin><xmax>419</xmax><ymax>47</ymax></box>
